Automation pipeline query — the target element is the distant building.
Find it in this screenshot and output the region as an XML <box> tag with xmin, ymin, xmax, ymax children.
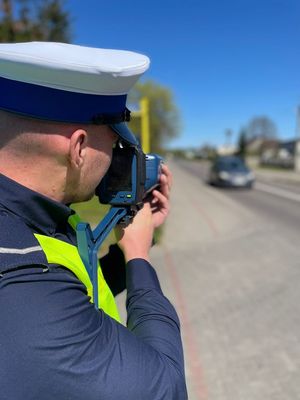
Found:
<box><xmin>260</xmin><ymin>138</ymin><xmax>300</xmax><ymax>169</ymax></box>
<box><xmin>217</xmin><ymin>144</ymin><xmax>237</xmax><ymax>156</ymax></box>
<box><xmin>246</xmin><ymin>137</ymin><xmax>265</xmax><ymax>154</ymax></box>
<box><xmin>184</xmin><ymin>150</ymin><xmax>196</xmax><ymax>160</ymax></box>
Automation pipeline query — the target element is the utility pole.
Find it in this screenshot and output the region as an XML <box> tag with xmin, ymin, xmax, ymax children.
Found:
<box><xmin>224</xmin><ymin>128</ymin><xmax>233</xmax><ymax>155</ymax></box>
<box><xmin>296</xmin><ymin>106</ymin><xmax>300</xmax><ymax>137</ymax></box>
<box><xmin>131</xmin><ymin>97</ymin><xmax>150</xmax><ymax>153</ymax></box>
<box><xmin>225</xmin><ymin>129</ymin><xmax>232</xmax><ymax>146</ymax></box>
<box><xmin>294</xmin><ymin>106</ymin><xmax>300</xmax><ymax>172</ymax></box>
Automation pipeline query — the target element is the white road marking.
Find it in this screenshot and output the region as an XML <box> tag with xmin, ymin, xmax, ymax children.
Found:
<box><xmin>255</xmin><ymin>181</ymin><xmax>300</xmax><ymax>203</ymax></box>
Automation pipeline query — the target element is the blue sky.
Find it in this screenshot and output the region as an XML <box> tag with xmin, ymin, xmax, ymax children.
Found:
<box><xmin>68</xmin><ymin>0</ymin><xmax>300</xmax><ymax>149</ymax></box>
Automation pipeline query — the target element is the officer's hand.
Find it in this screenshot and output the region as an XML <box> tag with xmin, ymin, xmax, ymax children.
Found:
<box><xmin>115</xmin><ymin>164</ymin><xmax>172</xmax><ymax>262</ymax></box>
<box><xmin>148</xmin><ymin>163</ymin><xmax>172</xmax><ymax>229</ymax></box>
<box><xmin>115</xmin><ymin>202</ymin><xmax>153</xmax><ymax>262</ymax></box>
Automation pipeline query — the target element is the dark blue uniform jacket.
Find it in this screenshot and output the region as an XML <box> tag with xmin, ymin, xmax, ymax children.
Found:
<box><xmin>0</xmin><ymin>174</ymin><xmax>187</xmax><ymax>400</ymax></box>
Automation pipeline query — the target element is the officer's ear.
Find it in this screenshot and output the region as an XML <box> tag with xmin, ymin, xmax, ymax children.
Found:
<box><xmin>69</xmin><ymin>129</ymin><xmax>88</xmax><ymax>169</ymax></box>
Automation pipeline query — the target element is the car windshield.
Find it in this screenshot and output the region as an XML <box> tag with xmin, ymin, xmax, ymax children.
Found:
<box><xmin>216</xmin><ymin>157</ymin><xmax>248</xmax><ymax>172</ymax></box>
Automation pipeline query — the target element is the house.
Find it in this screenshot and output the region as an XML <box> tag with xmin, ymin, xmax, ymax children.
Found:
<box><xmin>260</xmin><ymin>138</ymin><xmax>300</xmax><ymax>169</ymax></box>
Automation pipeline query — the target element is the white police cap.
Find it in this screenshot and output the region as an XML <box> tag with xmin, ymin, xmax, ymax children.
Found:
<box><xmin>0</xmin><ymin>42</ymin><xmax>150</xmax><ymax>145</ymax></box>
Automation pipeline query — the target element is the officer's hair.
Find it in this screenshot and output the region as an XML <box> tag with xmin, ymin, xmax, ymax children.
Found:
<box><xmin>0</xmin><ymin>110</ymin><xmax>79</xmax><ymax>164</ymax></box>
<box><xmin>0</xmin><ymin>109</ymin><xmax>72</xmax><ymax>141</ymax></box>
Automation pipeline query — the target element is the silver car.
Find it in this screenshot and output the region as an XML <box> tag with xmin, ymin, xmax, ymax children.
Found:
<box><xmin>209</xmin><ymin>156</ymin><xmax>255</xmax><ymax>188</ymax></box>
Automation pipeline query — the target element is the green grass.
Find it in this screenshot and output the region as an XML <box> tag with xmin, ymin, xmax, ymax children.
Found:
<box><xmin>71</xmin><ymin>197</ymin><xmax>116</xmax><ymax>256</ymax></box>
<box><xmin>71</xmin><ymin>197</ymin><xmax>164</xmax><ymax>256</ymax></box>
<box><xmin>258</xmin><ymin>164</ymin><xmax>294</xmax><ymax>172</ymax></box>
<box><xmin>71</xmin><ymin>196</ymin><xmax>109</xmax><ymax>227</ymax></box>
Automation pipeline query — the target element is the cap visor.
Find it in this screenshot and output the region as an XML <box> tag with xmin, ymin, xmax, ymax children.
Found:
<box><xmin>109</xmin><ymin>123</ymin><xmax>138</xmax><ymax>146</ymax></box>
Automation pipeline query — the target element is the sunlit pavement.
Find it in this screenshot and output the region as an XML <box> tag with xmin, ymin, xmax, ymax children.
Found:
<box><xmin>145</xmin><ymin>159</ymin><xmax>300</xmax><ymax>400</ymax></box>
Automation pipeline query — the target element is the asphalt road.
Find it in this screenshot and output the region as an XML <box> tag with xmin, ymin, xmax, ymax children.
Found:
<box><xmin>138</xmin><ymin>159</ymin><xmax>300</xmax><ymax>400</ymax></box>
<box><xmin>178</xmin><ymin>159</ymin><xmax>300</xmax><ymax>243</ymax></box>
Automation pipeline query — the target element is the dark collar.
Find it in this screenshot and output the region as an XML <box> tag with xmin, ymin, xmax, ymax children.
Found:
<box><xmin>0</xmin><ymin>173</ymin><xmax>73</xmax><ymax>236</ymax></box>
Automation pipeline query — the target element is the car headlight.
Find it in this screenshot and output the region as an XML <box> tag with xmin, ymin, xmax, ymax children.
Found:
<box><xmin>219</xmin><ymin>171</ymin><xmax>230</xmax><ymax>180</ymax></box>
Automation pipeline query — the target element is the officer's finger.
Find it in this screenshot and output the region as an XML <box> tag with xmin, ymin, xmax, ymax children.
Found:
<box><xmin>161</xmin><ymin>164</ymin><xmax>173</xmax><ymax>190</ymax></box>
<box><xmin>152</xmin><ymin>189</ymin><xmax>169</xmax><ymax>213</ymax></box>
<box><xmin>159</xmin><ymin>174</ymin><xmax>170</xmax><ymax>199</ymax></box>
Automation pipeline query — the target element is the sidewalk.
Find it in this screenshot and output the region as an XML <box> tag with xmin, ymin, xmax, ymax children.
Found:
<box><xmin>116</xmin><ymin>160</ymin><xmax>300</xmax><ymax>400</ymax></box>
<box><xmin>149</xmin><ymin>160</ymin><xmax>300</xmax><ymax>400</ymax></box>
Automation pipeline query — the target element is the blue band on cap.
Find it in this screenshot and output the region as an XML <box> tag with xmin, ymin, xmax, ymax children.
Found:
<box><xmin>0</xmin><ymin>76</ymin><xmax>127</xmax><ymax>123</ymax></box>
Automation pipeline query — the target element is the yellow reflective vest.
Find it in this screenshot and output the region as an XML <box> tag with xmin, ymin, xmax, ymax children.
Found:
<box><xmin>33</xmin><ymin>213</ymin><xmax>120</xmax><ymax>322</ymax></box>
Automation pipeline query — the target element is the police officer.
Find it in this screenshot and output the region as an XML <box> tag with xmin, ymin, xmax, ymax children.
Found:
<box><xmin>0</xmin><ymin>42</ymin><xmax>187</xmax><ymax>399</ymax></box>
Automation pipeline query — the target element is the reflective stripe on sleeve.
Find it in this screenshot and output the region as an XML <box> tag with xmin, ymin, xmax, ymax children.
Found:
<box><xmin>0</xmin><ymin>246</ymin><xmax>42</xmax><ymax>254</ymax></box>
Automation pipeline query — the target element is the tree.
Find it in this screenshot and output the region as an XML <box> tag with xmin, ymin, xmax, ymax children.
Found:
<box><xmin>236</xmin><ymin>128</ymin><xmax>247</xmax><ymax>159</ymax></box>
<box><xmin>128</xmin><ymin>80</ymin><xmax>181</xmax><ymax>153</ymax></box>
<box><xmin>246</xmin><ymin>116</ymin><xmax>277</xmax><ymax>142</ymax></box>
<box><xmin>0</xmin><ymin>0</ymin><xmax>71</xmax><ymax>43</ymax></box>
<box><xmin>37</xmin><ymin>0</ymin><xmax>70</xmax><ymax>42</ymax></box>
